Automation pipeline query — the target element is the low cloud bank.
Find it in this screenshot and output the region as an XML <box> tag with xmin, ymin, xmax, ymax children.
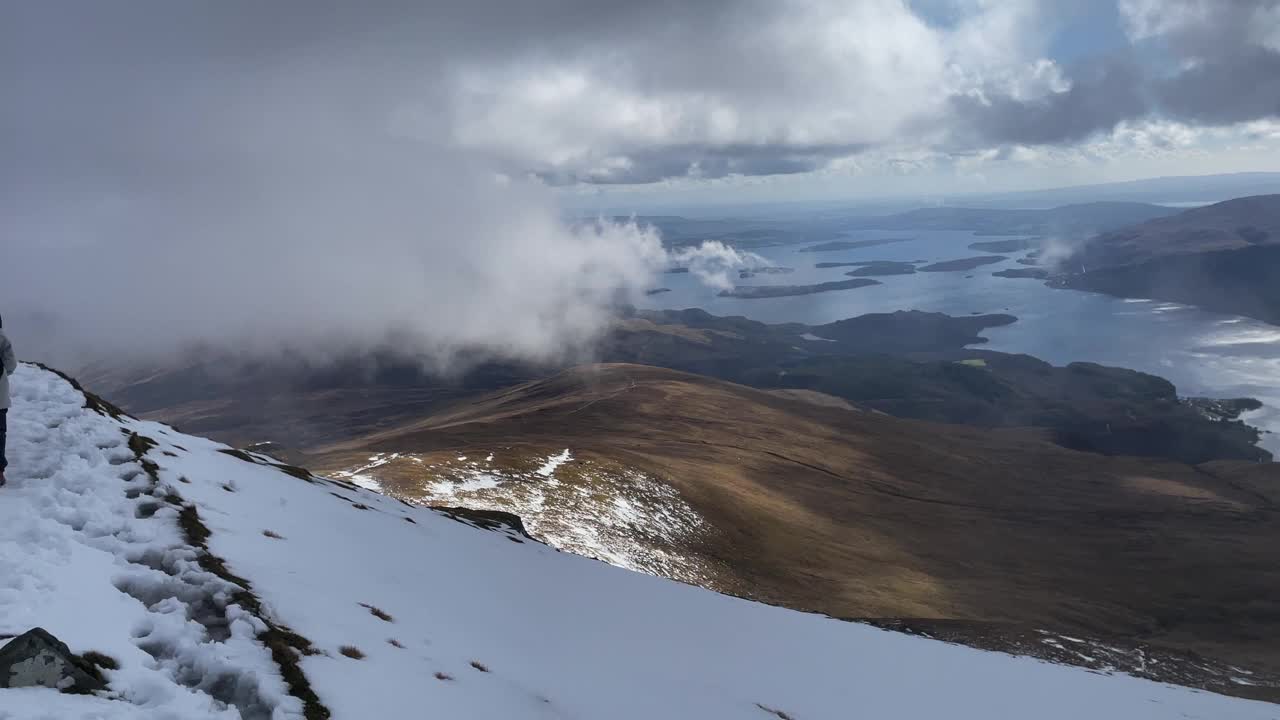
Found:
<box><xmin>668</xmin><ymin>242</ymin><xmax>768</xmax><ymax>291</ymax></box>
<box><xmin>1</xmin><ymin>148</ymin><xmax>748</xmax><ymax>372</ymax></box>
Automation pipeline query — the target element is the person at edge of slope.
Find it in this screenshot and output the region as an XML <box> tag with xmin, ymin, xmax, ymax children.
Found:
<box><xmin>0</xmin><ymin>314</ymin><xmax>16</xmax><ymax>486</ymax></box>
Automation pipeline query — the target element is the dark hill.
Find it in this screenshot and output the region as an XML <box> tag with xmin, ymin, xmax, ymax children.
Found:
<box><xmin>86</xmin><ymin>308</ymin><xmax>1269</xmax><ymax>465</ymax></box>
<box><xmin>1056</xmin><ymin>195</ymin><xmax>1280</xmax><ymax>325</ymax></box>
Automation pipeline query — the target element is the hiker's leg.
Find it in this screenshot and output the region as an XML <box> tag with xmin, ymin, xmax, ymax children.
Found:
<box><xmin>0</xmin><ymin>409</ymin><xmax>7</xmax><ymax>472</ymax></box>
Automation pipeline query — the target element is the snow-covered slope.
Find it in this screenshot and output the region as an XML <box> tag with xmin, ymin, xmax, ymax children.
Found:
<box><xmin>1</xmin><ymin>364</ymin><xmax>1276</xmax><ymax>719</ymax></box>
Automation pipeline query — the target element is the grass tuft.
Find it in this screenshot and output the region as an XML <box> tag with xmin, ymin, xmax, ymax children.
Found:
<box><xmin>339</xmin><ymin>646</ymin><xmax>366</xmax><ymax>660</ymax></box>
<box><xmin>756</xmin><ymin>704</ymin><xmax>794</xmax><ymax>720</ymax></box>
<box><xmin>127</xmin><ymin>433</ymin><xmax>161</xmax><ymax>483</ymax></box>
<box><xmin>469</xmin><ymin>661</ymin><xmax>490</xmax><ymax>673</ymax></box>
<box><xmin>359</xmin><ymin>603</ymin><xmax>394</xmax><ymax>622</ymax></box>
<box><xmin>263</xmin><ymin>530</ymin><xmax>285</xmax><ymax>540</ymax></box>
<box><xmin>434</xmin><ymin>672</ymin><xmax>454</xmax><ymax>681</ymax></box>
<box><xmin>81</xmin><ymin>650</ymin><xmax>120</xmax><ymax>672</ymax></box>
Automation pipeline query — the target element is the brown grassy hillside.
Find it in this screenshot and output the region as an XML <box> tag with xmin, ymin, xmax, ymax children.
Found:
<box><xmin>312</xmin><ymin>363</ymin><xmax>1280</xmax><ymax>696</ymax></box>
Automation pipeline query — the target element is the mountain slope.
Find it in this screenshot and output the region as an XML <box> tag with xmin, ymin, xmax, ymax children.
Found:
<box><xmin>1071</xmin><ymin>194</ymin><xmax>1280</xmax><ymax>269</ymax></box>
<box><xmin>1054</xmin><ymin>195</ymin><xmax>1280</xmax><ymax>325</ymax></box>
<box><xmin>311</xmin><ymin>363</ymin><xmax>1280</xmax><ymax>697</ymax></box>
<box><xmin>7</xmin><ymin>364</ymin><xmax>1277</xmax><ymax>718</ymax></box>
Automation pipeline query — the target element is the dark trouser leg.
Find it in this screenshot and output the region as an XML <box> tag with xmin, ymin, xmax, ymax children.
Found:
<box><xmin>1</xmin><ymin>409</ymin><xmax>7</xmax><ymax>471</ymax></box>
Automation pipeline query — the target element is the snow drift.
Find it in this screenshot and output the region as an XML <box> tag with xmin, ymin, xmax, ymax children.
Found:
<box><xmin>0</xmin><ymin>363</ymin><xmax>1275</xmax><ymax>719</ymax></box>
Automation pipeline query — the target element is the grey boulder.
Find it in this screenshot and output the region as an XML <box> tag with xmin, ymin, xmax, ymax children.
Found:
<box><xmin>0</xmin><ymin>627</ymin><xmax>106</xmax><ymax>693</ymax></box>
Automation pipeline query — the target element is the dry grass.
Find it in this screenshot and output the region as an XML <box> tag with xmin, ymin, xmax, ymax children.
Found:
<box><xmin>359</xmin><ymin>603</ymin><xmax>394</xmax><ymax>622</ymax></box>
<box><xmin>81</xmin><ymin>651</ymin><xmax>119</xmax><ymax>671</ymax></box>
<box><xmin>262</xmin><ymin>530</ymin><xmax>285</xmax><ymax>540</ymax></box>
<box><xmin>387</xmin><ymin>639</ymin><xmax>404</xmax><ymax>649</ymax></box>
<box><xmin>434</xmin><ymin>672</ymin><xmax>454</xmax><ymax>681</ymax></box>
<box><xmin>756</xmin><ymin>703</ymin><xmax>794</xmax><ymax>720</ymax></box>
<box><xmin>338</xmin><ymin>646</ymin><xmax>365</xmax><ymax>660</ymax></box>
<box><xmin>469</xmin><ymin>661</ymin><xmax>489</xmax><ymax>673</ymax></box>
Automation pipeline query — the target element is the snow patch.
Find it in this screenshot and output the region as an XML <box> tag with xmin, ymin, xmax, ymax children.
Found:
<box><xmin>428</xmin><ymin>474</ymin><xmax>502</xmax><ymax>501</ymax></box>
<box><xmin>332</xmin><ymin>453</ymin><xmax>408</xmax><ymax>493</ymax></box>
<box><xmin>536</xmin><ymin>449</ymin><xmax>572</xmax><ymax>477</ymax></box>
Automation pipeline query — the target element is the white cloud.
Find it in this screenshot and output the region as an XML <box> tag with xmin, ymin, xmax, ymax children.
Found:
<box><xmin>447</xmin><ymin>0</ymin><xmax>1065</xmax><ymax>183</ymax></box>
<box><xmin>1243</xmin><ymin>119</ymin><xmax>1280</xmax><ymax>139</ymax></box>
<box><xmin>1255</xmin><ymin>4</ymin><xmax>1280</xmax><ymax>51</ymax></box>
<box><xmin>1118</xmin><ymin>0</ymin><xmax>1213</xmax><ymax>40</ymax></box>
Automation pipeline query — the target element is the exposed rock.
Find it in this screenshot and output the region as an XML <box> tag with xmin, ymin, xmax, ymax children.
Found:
<box><xmin>433</xmin><ymin>506</ymin><xmax>534</xmax><ymax>541</ymax></box>
<box><xmin>0</xmin><ymin>628</ymin><xmax>106</xmax><ymax>693</ymax></box>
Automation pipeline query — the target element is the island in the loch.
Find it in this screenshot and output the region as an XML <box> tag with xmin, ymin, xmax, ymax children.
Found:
<box><xmin>816</xmin><ymin>260</ymin><xmax>925</xmax><ymax>269</ymax></box>
<box><xmin>844</xmin><ymin>261</ymin><xmax>918</xmax><ymax>277</ymax></box>
<box><xmin>919</xmin><ymin>256</ymin><xmax>1008</xmax><ymax>272</ymax></box>
<box><xmin>738</xmin><ymin>266</ymin><xmax>795</xmax><ymax>278</ymax></box>
<box><xmin>718</xmin><ymin>278</ymin><xmax>881</xmax><ymax>299</ymax></box>
<box><xmin>993</xmin><ymin>268</ymin><xmax>1050</xmax><ymax>279</ymax></box>
<box><xmin>800</xmin><ymin>238</ymin><xmax>913</xmax><ymax>252</ymax></box>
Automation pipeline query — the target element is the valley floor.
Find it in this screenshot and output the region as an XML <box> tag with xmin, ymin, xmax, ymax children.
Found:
<box><xmin>1</xmin><ymin>364</ymin><xmax>1277</xmax><ymax>719</ymax></box>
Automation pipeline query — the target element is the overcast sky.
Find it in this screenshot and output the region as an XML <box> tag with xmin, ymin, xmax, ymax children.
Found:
<box><xmin>2</xmin><ymin>1</ymin><xmax>1279</xmax><ymax>366</ymax></box>
<box><xmin>5</xmin><ymin>0</ymin><xmax>1280</xmax><ymax>204</ymax></box>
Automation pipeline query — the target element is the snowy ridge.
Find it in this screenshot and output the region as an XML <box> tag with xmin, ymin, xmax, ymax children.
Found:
<box><xmin>1</xmin><ymin>364</ymin><xmax>1278</xmax><ymax>719</ymax></box>
<box><xmin>0</xmin><ymin>365</ymin><xmax>296</xmax><ymax>719</ymax></box>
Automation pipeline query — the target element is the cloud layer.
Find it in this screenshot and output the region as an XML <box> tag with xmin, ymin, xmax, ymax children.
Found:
<box><xmin>2</xmin><ymin>1</ymin><xmax>1278</xmax><ymax>369</ymax></box>
<box><xmin>446</xmin><ymin>0</ymin><xmax>1280</xmax><ymax>183</ymax></box>
<box><xmin>0</xmin><ymin>2</ymin><xmax>747</xmax><ymax>368</ymax></box>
